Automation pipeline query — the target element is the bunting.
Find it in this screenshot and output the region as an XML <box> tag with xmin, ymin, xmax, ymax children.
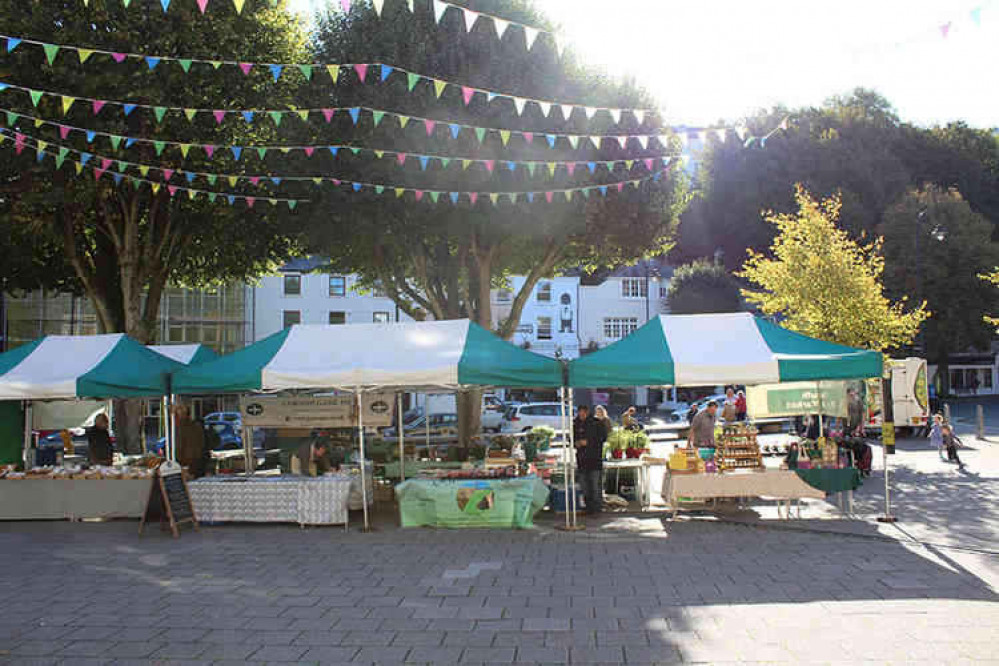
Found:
<box><xmin>0</xmin><ymin>33</ymin><xmax>654</xmax><ymax>125</ymax></box>
<box><xmin>2</xmin><ymin>127</ymin><xmax>674</xmax><ymax>207</ymax></box>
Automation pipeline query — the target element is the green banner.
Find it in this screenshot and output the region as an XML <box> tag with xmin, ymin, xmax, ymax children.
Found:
<box><xmin>747</xmin><ymin>381</ymin><xmax>853</xmax><ymax>418</ymax></box>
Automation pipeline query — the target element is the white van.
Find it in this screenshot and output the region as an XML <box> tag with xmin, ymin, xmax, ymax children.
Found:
<box><xmin>865</xmin><ymin>358</ymin><xmax>929</xmax><ymax>434</ymax></box>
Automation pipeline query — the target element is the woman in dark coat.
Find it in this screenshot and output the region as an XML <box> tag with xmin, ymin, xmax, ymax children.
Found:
<box><xmin>86</xmin><ymin>413</ymin><xmax>113</xmax><ymax>466</ymax></box>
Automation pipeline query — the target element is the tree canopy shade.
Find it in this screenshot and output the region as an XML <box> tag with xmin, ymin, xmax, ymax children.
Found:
<box><xmin>171</xmin><ymin>320</ymin><xmax>563</xmax><ymax>394</ymax></box>
<box><xmin>739</xmin><ymin>186</ymin><xmax>927</xmax><ymax>352</ymax></box>
<box><xmin>567</xmin><ymin>313</ymin><xmax>883</xmax><ymax>388</ymax></box>
<box><xmin>665</xmin><ymin>260</ymin><xmax>742</xmax><ymax>314</ymax></box>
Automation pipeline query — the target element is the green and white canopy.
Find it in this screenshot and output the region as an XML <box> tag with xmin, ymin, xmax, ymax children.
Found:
<box><xmin>569</xmin><ymin>313</ymin><xmax>883</xmax><ymax>388</ymax></box>
<box><xmin>172</xmin><ymin>320</ymin><xmax>562</xmax><ymax>394</ymax></box>
<box><xmin>148</xmin><ymin>344</ymin><xmax>219</xmax><ymax>366</ymax></box>
<box><xmin>0</xmin><ymin>334</ymin><xmax>184</xmax><ymax>400</ymax></box>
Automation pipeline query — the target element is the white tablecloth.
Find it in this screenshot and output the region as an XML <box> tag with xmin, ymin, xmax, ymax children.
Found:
<box><xmin>189</xmin><ymin>476</ymin><xmax>356</xmax><ymax>526</ymax></box>
<box><xmin>0</xmin><ymin>479</ymin><xmax>153</xmax><ymax>520</ymax></box>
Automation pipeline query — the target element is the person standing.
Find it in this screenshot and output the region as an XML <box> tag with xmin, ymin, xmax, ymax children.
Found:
<box><xmin>941</xmin><ymin>424</ymin><xmax>965</xmax><ymax>469</ymax></box>
<box><xmin>929</xmin><ymin>413</ymin><xmax>945</xmax><ymax>461</ymax></box>
<box><xmin>847</xmin><ymin>388</ymin><xmax>865</xmax><ymax>437</ymax></box>
<box><xmin>735</xmin><ymin>390</ymin><xmax>747</xmax><ymax>422</ymax></box>
<box><xmin>579</xmin><ymin>406</ymin><xmax>610</xmax><ymax>515</ymax></box>
<box><xmin>175</xmin><ymin>404</ymin><xmax>206</xmax><ymax>478</ymax></box>
<box><xmin>688</xmin><ymin>401</ymin><xmax>718</xmax><ymax>448</ymax></box>
<box><xmin>622</xmin><ymin>406</ymin><xmax>640</xmax><ymax>431</ymax></box>
<box><xmin>86</xmin><ymin>413</ymin><xmax>113</xmax><ymax>466</ymax></box>
<box><xmin>295</xmin><ymin>437</ymin><xmax>334</xmax><ymax>476</ymax></box>
<box><xmin>721</xmin><ymin>388</ymin><xmax>738</xmax><ymax>423</ymax></box>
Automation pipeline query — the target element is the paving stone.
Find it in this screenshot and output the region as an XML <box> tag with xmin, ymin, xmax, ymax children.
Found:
<box><xmin>460</xmin><ymin>646</ymin><xmax>516</xmax><ymax>663</ymax></box>
<box><xmin>569</xmin><ymin>646</ymin><xmax>625</xmax><ymax>663</ymax></box>
<box><xmin>247</xmin><ymin>644</ymin><xmax>309</xmax><ymax>661</ymax></box>
<box><xmin>300</xmin><ymin>646</ymin><xmax>360</xmax><ymax>662</ymax></box>
<box><xmin>404</xmin><ymin>646</ymin><xmax>465</xmax><ymax>663</ymax></box>
<box><xmin>149</xmin><ymin>641</ymin><xmax>209</xmax><ymax>659</ymax></box>
<box><xmin>102</xmin><ymin>641</ymin><xmax>166</xmax><ymax>658</ymax></box>
<box><xmin>390</xmin><ymin>630</ymin><xmax>446</xmax><ymax>647</ymax></box>
<box><xmin>514</xmin><ymin>646</ymin><xmax>569</xmax><ymax>663</ymax></box>
<box><xmin>340</xmin><ymin>630</ymin><xmax>396</xmax><ymax>646</ymax></box>
<box><xmin>523</xmin><ymin>618</ymin><xmax>570</xmax><ymax>632</ymax></box>
<box><xmin>353</xmin><ymin>646</ymin><xmax>411</xmax><ymax>663</ymax></box>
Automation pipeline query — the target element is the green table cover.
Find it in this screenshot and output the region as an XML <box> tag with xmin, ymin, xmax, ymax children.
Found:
<box><xmin>795</xmin><ymin>468</ymin><xmax>862</xmax><ymax>494</ymax></box>
<box><xmin>395</xmin><ymin>476</ymin><xmax>549</xmax><ymax>529</ymax></box>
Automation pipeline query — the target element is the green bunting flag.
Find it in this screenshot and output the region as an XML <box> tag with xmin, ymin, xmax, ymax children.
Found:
<box><xmin>153</xmin><ymin>141</ymin><xmax>165</xmax><ymax>155</ymax></box>
<box><xmin>372</xmin><ymin>111</ymin><xmax>385</xmax><ymax>126</ymax></box>
<box><xmin>110</xmin><ymin>135</ymin><xmax>123</xmax><ymax>150</ymax></box>
<box><xmin>474</xmin><ymin>127</ymin><xmax>486</xmax><ymax>143</ymax></box>
<box><xmin>299</xmin><ymin>64</ymin><xmax>313</xmax><ymax>80</ymax></box>
<box><xmin>287</xmin><ymin>199</ymin><xmax>297</xmax><ymax>210</ymax></box>
<box><xmin>440</xmin><ymin>157</ymin><xmax>451</xmax><ymax>169</ymax></box>
<box><xmin>154</xmin><ymin>107</ymin><xmax>167</xmax><ymax>123</ymax></box>
<box><xmin>526</xmin><ymin>162</ymin><xmax>536</xmax><ymax>176</ymax></box>
<box><xmin>429</xmin><ymin>191</ymin><xmax>440</xmax><ymax>203</ymax></box>
<box><xmin>375</xmin><ymin>185</ymin><xmax>385</xmax><ymax>194</ymax></box>
<box><xmin>269</xmin><ymin>111</ymin><xmax>283</xmax><ymax>126</ymax></box>
<box><xmin>29</xmin><ymin>90</ymin><xmax>43</xmax><ymax>107</ymax></box>
<box><xmin>257</xmin><ymin>147</ymin><xmax>268</xmax><ymax>159</ymax></box>
<box><xmin>56</xmin><ymin>146</ymin><xmax>69</xmax><ymax>168</ymax></box>
<box><xmin>178</xmin><ymin>59</ymin><xmax>193</xmax><ymax>73</ymax></box>
<box><xmin>207</xmin><ymin>175</ymin><xmax>217</xmax><ymax>185</ymax></box>
<box><xmin>407</xmin><ymin>73</ymin><xmax>420</xmax><ymax>91</ymax></box>
<box><xmin>5</xmin><ymin>112</ymin><xmax>17</xmax><ymax>125</ymax></box>
<box><xmin>43</xmin><ymin>44</ymin><xmax>60</xmax><ymax>65</ymax></box>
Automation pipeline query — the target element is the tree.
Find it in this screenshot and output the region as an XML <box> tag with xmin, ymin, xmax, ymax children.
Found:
<box><xmin>881</xmin><ymin>185</ymin><xmax>999</xmax><ymax>394</ymax></box>
<box><xmin>981</xmin><ymin>269</ymin><xmax>999</xmax><ymax>330</ymax></box>
<box><xmin>665</xmin><ymin>260</ymin><xmax>742</xmax><ymax>314</ymax></box>
<box><xmin>0</xmin><ymin>2</ymin><xmax>310</xmax><ymax>449</ymax></box>
<box><xmin>305</xmin><ymin>0</ymin><xmax>687</xmax><ymax>439</ymax></box>
<box><xmin>739</xmin><ymin>185</ymin><xmax>927</xmax><ymax>351</ymax></box>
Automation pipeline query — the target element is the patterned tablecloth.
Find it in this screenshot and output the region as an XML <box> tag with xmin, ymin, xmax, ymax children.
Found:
<box><xmin>189</xmin><ymin>475</ymin><xmax>358</xmax><ymax>526</ymax></box>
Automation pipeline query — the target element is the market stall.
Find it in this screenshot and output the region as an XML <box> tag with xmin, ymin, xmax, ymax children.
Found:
<box><xmin>0</xmin><ymin>335</ymin><xmax>184</xmax><ymax>520</ymax></box>
<box><xmin>568</xmin><ymin>313</ymin><xmax>883</xmax><ymax>520</ymax></box>
<box><xmin>171</xmin><ymin>320</ymin><xmax>563</xmax><ymax>529</ymax></box>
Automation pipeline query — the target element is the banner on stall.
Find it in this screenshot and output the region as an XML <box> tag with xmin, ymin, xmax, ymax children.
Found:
<box><xmin>239</xmin><ymin>392</ymin><xmax>394</xmax><ymax>428</ymax></box>
<box><xmin>746</xmin><ymin>381</ymin><xmax>851</xmax><ymax>419</ymax></box>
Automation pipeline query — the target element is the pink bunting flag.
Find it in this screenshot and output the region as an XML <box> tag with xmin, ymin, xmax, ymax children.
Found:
<box><xmin>212</xmin><ymin>110</ymin><xmax>226</xmax><ymax>124</ymax></box>
<box><xmin>643</xmin><ymin>158</ymin><xmax>654</xmax><ymax>171</ymax></box>
<box><xmin>424</xmin><ymin>120</ymin><xmax>436</xmax><ymax>136</ymax></box>
<box><xmin>616</xmin><ymin>182</ymin><xmax>625</xmax><ymax>192</ymax></box>
<box><xmin>940</xmin><ymin>22</ymin><xmax>952</xmax><ymax>38</ymax></box>
<box><xmin>197</xmin><ymin>0</ymin><xmax>208</xmax><ymax>12</ymax></box>
<box><xmin>249</xmin><ymin>177</ymin><xmax>260</xmax><ymax>185</ymax></box>
<box><xmin>58</xmin><ymin>125</ymin><xmax>70</xmax><ymax>139</ymax></box>
<box><xmin>14</xmin><ymin>133</ymin><xmax>25</xmax><ymax>155</ymax></box>
<box><xmin>415</xmin><ymin>190</ymin><xmax>424</xmax><ymax>201</ymax></box>
<box><xmin>100</xmin><ymin>158</ymin><xmax>113</xmax><ymax>170</ymax></box>
<box><xmin>162</xmin><ymin>168</ymin><xmax>174</xmax><ymax>181</ymax></box>
<box><xmin>94</xmin><ymin>168</ymin><xmax>106</xmax><ymax>181</ymax></box>
<box><xmin>168</xmin><ymin>185</ymin><xmax>178</xmax><ymax>197</ymax></box>
<box><xmin>331</xmin><ymin>179</ymin><xmax>341</xmax><ymax>185</ymax></box>
<box><xmin>111</xmin><ymin>53</ymin><xmax>126</xmax><ymax>63</ymax></box>
<box><xmin>304</xmin><ymin>147</ymin><xmax>315</xmax><ymax>157</ymax></box>
<box><xmin>204</xmin><ymin>145</ymin><xmax>216</xmax><ymax>157</ymax></box>
<box><xmin>354</xmin><ymin>64</ymin><xmax>368</xmax><ymax>82</ymax></box>
<box><xmin>545</xmin><ymin>191</ymin><xmax>554</xmax><ymax>203</ymax></box>
<box><xmin>340</xmin><ymin>0</ymin><xmax>350</xmax><ymax>11</ymax></box>
<box><xmin>523</xmin><ymin>132</ymin><xmax>533</xmax><ymax>143</ymax></box>
<box><xmin>321</xmin><ymin>109</ymin><xmax>336</xmax><ymax>122</ymax></box>
<box><xmin>246</xmin><ymin>197</ymin><xmax>256</xmax><ymax>208</ymax></box>
<box><xmin>396</xmin><ymin>153</ymin><xmax>407</xmax><ymax>165</ymax></box>
<box><xmin>92</xmin><ymin>100</ymin><xmax>106</xmax><ymax>115</ymax></box>
<box><xmin>469</xmin><ymin>192</ymin><xmax>478</xmax><ymax>205</ymax></box>
<box><xmin>238</xmin><ymin>63</ymin><xmax>253</xmax><ymax>75</ymax></box>
<box><xmin>484</xmin><ymin>160</ymin><xmax>495</xmax><ymax>173</ymax></box>
<box><xmin>461</xmin><ymin>86</ymin><xmax>475</xmax><ymax>105</ymax></box>
<box><xmin>566</xmin><ymin>163</ymin><xmax>576</xmax><ymax>176</ymax></box>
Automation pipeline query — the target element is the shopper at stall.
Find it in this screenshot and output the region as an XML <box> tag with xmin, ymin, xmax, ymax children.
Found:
<box><xmin>941</xmin><ymin>424</ymin><xmax>965</xmax><ymax>469</ymax></box>
<box><xmin>622</xmin><ymin>406</ymin><xmax>640</xmax><ymax>431</ymax></box>
<box><xmin>295</xmin><ymin>437</ymin><xmax>333</xmax><ymax>476</ymax></box>
<box><xmin>847</xmin><ymin>388</ymin><xmax>865</xmax><ymax>436</ymax></box>
<box><xmin>86</xmin><ymin>413</ymin><xmax>113</xmax><ymax>466</ymax></box>
<box><xmin>735</xmin><ymin>390</ymin><xmax>747</xmax><ymax>421</ymax></box>
<box><xmin>579</xmin><ymin>406</ymin><xmax>610</xmax><ymax>515</ymax></box>
<box><xmin>688</xmin><ymin>401</ymin><xmax>718</xmax><ymax>448</ymax></box>
<box><xmin>175</xmin><ymin>404</ymin><xmax>206</xmax><ymax>478</ymax></box>
<box><xmin>573</xmin><ymin>405</ymin><xmax>589</xmax><ymax>468</ymax></box>
<box><xmin>721</xmin><ymin>388</ymin><xmax>738</xmax><ymax>423</ymax></box>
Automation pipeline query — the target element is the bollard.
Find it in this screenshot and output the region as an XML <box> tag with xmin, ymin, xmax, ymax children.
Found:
<box><xmin>944</xmin><ymin>403</ymin><xmax>951</xmax><ymax>424</ymax></box>
<box><xmin>977</xmin><ymin>404</ymin><xmax>985</xmax><ymax>440</ymax></box>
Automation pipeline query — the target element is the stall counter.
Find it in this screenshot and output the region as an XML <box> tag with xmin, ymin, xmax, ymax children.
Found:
<box><xmin>395</xmin><ymin>476</ymin><xmax>549</xmax><ymax>529</ymax></box>
<box><xmin>0</xmin><ymin>478</ymin><xmax>152</xmax><ymax>520</ymax></box>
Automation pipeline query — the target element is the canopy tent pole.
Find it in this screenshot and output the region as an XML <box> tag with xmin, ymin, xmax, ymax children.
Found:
<box><xmin>356</xmin><ymin>391</ymin><xmax>370</xmax><ymax>532</ymax></box>
<box><xmin>568</xmin><ymin>388</ymin><xmax>579</xmax><ymax>528</ymax></box>
<box><xmin>169</xmin><ymin>394</ymin><xmax>178</xmax><ymax>463</ymax></box>
<box><xmin>817</xmin><ymin>382</ymin><xmax>824</xmax><ymax>439</ymax></box>
<box><xmin>425</xmin><ymin>395</ymin><xmax>431</xmax><ymax>458</ymax></box>
<box><xmin>559</xmin><ymin>387</ymin><xmax>569</xmax><ymax>531</ymax></box>
<box><xmin>22</xmin><ymin>400</ymin><xmax>32</xmax><ymax>469</ymax></box>
<box><xmin>398</xmin><ymin>392</ymin><xmax>405</xmax><ymax>481</ymax></box>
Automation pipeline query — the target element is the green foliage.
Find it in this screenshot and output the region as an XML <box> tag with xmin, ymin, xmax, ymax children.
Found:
<box><xmin>302</xmin><ymin>0</ymin><xmax>687</xmax><ymax>330</ymax></box>
<box><xmin>981</xmin><ymin>269</ymin><xmax>999</xmax><ymax>330</ymax></box>
<box><xmin>0</xmin><ymin>1</ymin><xmax>310</xmax><ymax>335</ymax></box>
<box><xmin>881</xmin><ymin>185</ymin><xmax>999</xmax><ymax>362</ymax></box>
<box><xmin>526</xmin><ymin>425</ymin><xmax>555</xmax><ymax>451</ymax></box>
<box><xmin>666</xmin><ymin>259</ymin><xmax>742</xmax><ymax>314</ymax></box>
<box><xmin>739</xmin><ymin>185</ymin><xmax>927</xmax><ymax>351</ymax></box>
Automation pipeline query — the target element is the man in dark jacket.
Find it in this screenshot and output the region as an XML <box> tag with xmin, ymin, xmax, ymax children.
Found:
<box><xmin>572</xmin><ymin>405</ymin><xmax>589</xmax><ymax>470</ymax></box>
<box><xmin>579</xmin><ymin>409</ymin><xmax>608</xmax><ymax>515</ymax></box>
<box><xmin>86</xmin><ymin>413</ymin><xmax>113</xmax><ymax>466</ymax></box>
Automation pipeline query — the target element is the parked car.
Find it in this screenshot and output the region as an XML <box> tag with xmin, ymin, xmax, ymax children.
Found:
<box><xmin>501</xmin><ymin>402</ymin><xmax>567</xmax><ymax>432</ymax></box>
<box><xmin>204</xmin><ymin>411</ymin><xmax>242</xmax><ymax>429</ymax></box>
<box><xmin>382</xmin><ymin>413</ymin><xmax>459</xmax><ymax>438</ymax></box>
<box><xmin>481</xmin><ymin>400</ymin><xmax>513</xmax><ymax>432</ymax></box>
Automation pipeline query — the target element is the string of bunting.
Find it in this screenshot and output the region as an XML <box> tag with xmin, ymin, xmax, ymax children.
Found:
<box><xmin>0</xmin><ymin>109</ymin><xmax>686</xmax><ymax>173</ymax></box>
<box><xmin>2</xmin><ymin>127</ymin><xmax>672</xmax><ymax>206</ymax></box>
<box><xmin>1</xmin><ymin>33</ymin><xmax>653</xmax><ymax>122</ymax></box>
<box><xmin>0</xmin><ymin>81</ymin><xmax>720</xmax><ymax>149</ymax></box>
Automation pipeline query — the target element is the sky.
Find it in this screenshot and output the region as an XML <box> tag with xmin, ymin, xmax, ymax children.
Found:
<box><xmin>289</xmin><ymin>0</ymin><xmax>999</xmax><ymax>129</ymax></box>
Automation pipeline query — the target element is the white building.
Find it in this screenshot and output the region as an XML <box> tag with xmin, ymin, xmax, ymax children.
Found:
<box><xmin>248</xmin><ymin>258</ymin><xmax>412</xmax><ymax>342</ymax></box>
<box><xmin>577</xmin><ymin>259</ymin><xmax>673</xmax><ymax>354</ymax></box>
<box><xmin>491</xmin><ymin>276</ymin><xmax>580</xmax><ymax>360</ymax></box>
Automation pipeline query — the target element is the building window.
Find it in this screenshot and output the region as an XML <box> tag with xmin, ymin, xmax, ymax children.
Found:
<box><xmin>283</xmin><ymin>274</ymin><xmax>301</xmax><ymax>296</ymax></box>
<box><xmin>659</xmin><ymin>284</ymin><xmax>670</xmax><ymax>299</ymax></box>
<box><xmin>537</xmin><ymin>316</ymin><xmax>553</xmax><ymax>340</ymax></box>
<box><xmin>621</xmin><ymin>278</ymin><xmax>648</xmax><ymax>299</ymax></box>
<box><xmin>373</xmin><ymin>312</ymin><xmax>391</xmax><ymax>323</ymax></box>
<box><xmin>329</xmin><ymin>311</ymin><xmax>346</xmax><ymax>325</ymax></box>
<box><xmin>537</xmin><ymin>282</ymin><xmax>552</xmax><ymax>302</ymax></box>
<box><xmin>603</xmin><ymin>317</ymin><xmax>638</xmax><ymax>340</ymax></box>
<box><xmin>329</xmin><ymin>275</ymin><xmax>346</xmax><ymax>297</ymax></box>
<box><xmin>496</xmin><ymin>289</ymin><xmax>512</xmax><ymax>303</ymax></box>
<box><xmin>283</xmin><ymin>310</ymin><xmax>301</xmax><ymax>328</ymax></box>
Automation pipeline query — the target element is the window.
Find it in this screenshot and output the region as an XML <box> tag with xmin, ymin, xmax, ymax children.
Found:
<box><xmin>329</xmin><ymin>275</ymin><xmax>346</xmax><ymax>297</ymax></box>
<box><xmin>329</xmin><ymin>311</ymin><xmax>346</xmax><ymax>325</ymax></box>
<box><xmin>659</xmin><ymin>284</ymin><xmax>670</xmax><ymax>299</ymax></box>
<box><xmin>537</xmin><ymin>282</ymin><xmax>552</xmax><ymax>302</ymax></box>
<box><xmin>496</xmin><ymin>289</ymin><xmax>512</xmax><ymax>303</ymax></box>
<box><xmin>604</xmin><ymin>317</ymin><xmax>638</xmax><ymax>340</ymax></box>
<box><xmin>373</xmin><ymin>312</ymin><xmax>391</xmax><ymax>323</ymax></box>
<box><xmin>621</xmin><ymin>278</ymin><xmax>648</xmax><ymax>299</ymax></box>
<box><xmin>537</xmin><ymin>316</ymin><xmax>552</xmax><ymax>340</ymax></box>
<box><xmin>283</xmin><ymin>274</ymin><xmax>302</xmax><ymax>296</ymax></box>
<box><xmin>282</xmin><ymin>310</ymin><xmax>301</xmax><ymax>329</ymax></box>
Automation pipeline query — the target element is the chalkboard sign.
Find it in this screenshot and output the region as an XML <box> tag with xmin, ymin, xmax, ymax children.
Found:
<box><xmin>139</xmin><ymin>462</ymin><xmax>199</xmax><ymax>538</ymax></box>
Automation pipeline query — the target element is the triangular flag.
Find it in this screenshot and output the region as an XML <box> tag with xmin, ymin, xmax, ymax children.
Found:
<box><xmin>178</xmin><ymin>59</ymin><xmax>193</xmax><ymax>73</ymax></box>
<box><xmin>566</xmin><ymin>163</ymin><xmax>576</xmax><ymax>176</ymax></box>
<box><xmin>463</xmin><ymin>9</ymin><xmax>478</xmax><ymax>32</ymax></box>
<box><xmin>6</xmin><ymin>38</ymin><xmax>21</xmax><ymax>52</ymax></box>
<box><xmin>328</xmin><ymin>146</ymin><xmax>339</xmax><ymax>157</ymax></box>
<box><xmin>348</xmin><ymin>108</ymin><xmax>360</xmax><ymax>124</ymax></box>
<box><xmin>145</xmin><ymin>56</ymin><xmax>160</xmax><ymax>70</ymax></box>
<box><xmin>415</xmin><ymin>190</ymin><xmax>424</xmax><ymax>201</ymax></box>
<box><xmin>545</xmin><ymin>135</ymin><xmax>556</xmax><ymax>148</ymax></box>
<box><xmin>545</xmin><ymin>191</ymin><xmax>554</xmax><ymax>203</ymax></box>
<box><xmin>450</xmin><ymin>192</ymin><xmax>459</xmax><ymax>204</ymax></box>
<box><xmin>524</xmin><ymin>26</ymin><xmax>540</xmax><ymax>50</ymax></box>
<box><xmin>609</xmin><ymin>108</ymin><xmax>622</xmax><ymax>124</ymax></box>
<box><xmin>506</xmin><ymin>161</ymin><xmax>516</xmax><ymax>172</ymax></box>
<box><xmin>256</xmin><ymin>147</ymin><xmax>268</xmax><ymax>159</ymax></box>
<box><xmin>617</xmin><ymin>136</ymin><xmax>628</xmax><ymax>149</ymax></box>
<box><xmin>633</xmin><ymin>109</ymin><xmax>646</xmax><ymax>125</ymax></box>
<box><xmin>971</xmin><ymin>6</ymin><xmax>982</xmax><ymax>25</ymax></box>
<box><xmin>547</xmin><ymin>162</ymin><xmax>556</xmax><ymax>177</ymax></box>
<box><xmin>404</xmin><ymin>73</ymin><xmax>420</xmax><ymax>91</ymax></box>
<box><xmin>212</xmin><ymin>110</ymin><xmax>226</xmax><ymax>124</ymax></box>
<box><xmin>374</xmin><ymin>150</ymin><xmax>384</xmax><ymax>158</ymax></box>
<box><xmin>228</xmin><ymin>176</ymin><xmax>238</xmax><ymax>187</ymax></box>
<box><xmin>153</xmin><ymin>107</ymin><xmax>167</xmax><ymax>123</ymax></box>
<box><xmin>526</xmin><ymin>163</ymin><xmax>536</xmax><ymax>176</ymax></box>
<box><xmin>35</xmin><ymin>140</ymin><xmax>48</xmax><ymax>159</ymax></box>
<box><xmin>206</xmin><ymin>174</ymin><xmax>217</xmax><ymax>185</ymax></box>
<box><xmin>399</xmin><ymin>115</ymin><xmax>411</xmax><ymax>128</ymax></box>
<box><xmin>449</xmin><ymin>124</ymin><xmax>461</xmax><ymax>139</ymax></box>
<box><xmin>380</xmin><ymin>64</ymin><xmax>393</xmax><ymax>82</ymax></box>
<box><xmin>295</xmin><ymin>109</ymin><xmax>309</xmax><ymax>121</ymax></box>
<box><xmin>461</xmin><ymin>159</ymin><xmax>471</xmax><ymax>170</ymax></box>
<box><xmin>489</xmin><ymin>193</ymin><xmax>499</xmax><ymax>205</ymax></box>
<box><xmin>372</xmin><ymin>111</ymin><xmax>385</xmax><ymax>126</ymax></box>
<box><xmin>287</xmin><ymin>200</ymin><xmax>297</xmax><ymax>210</ymax></box>
<box><xmin>327</xmin><ymin>65</ymin><xmax>341</xmax><ymax>81</ymax></box>
<box><xmin>29</xmin><ymin>90</ymin><xmax>43</xmax><ymax>107</ymax></box>
<box><xmin>183</xmin><ymin>108</ymin><xmax>197</xmax><ymax>121</ymax></box>
<box><xmin>197</xmin><ymin>0</ymin><xmax>209</xmax><ymax>12</ymax></box>
<box><xmin>110</xmin><ymin>135</ymin><xmax>123</xmax><ymax>151</ymax></box>
<box><xmin>204</xmin><ymin>145</ymin><xmax>215</xmax><ymax>157</ymax></box>
<box><xmin>111</xmin><ymin>52</ymin><xmax>126</xmax><ymax>63</ymax></box>
<box><xmin>239</xmin><ymin>63</ymin><xmax>253</xmax><ymax>75</ymax></box>
<box><xmin>61</xmin><ymin>96</ymin><xmax>75</xmax><ymax>115</ymax></box>
<box><xmin>461</xmin><ymin>86</ymin><xmax>475</xmax><ymax>105</ymax></box>
<box><xmin>433</xmin><ymin>0</ymin><xmax>447</xmax><ymax>23</ymax></box>
<box><xmin>74</xmin><ymin>163</ymin><xmax>83</xmax><ymax>175</ymax></box>
<box><xmin>58</xmin><ymin>125</ymin><xmax>71</xmax><ymax>140</ymax></box>
<box><xmin>248</xmin><ymin>176</ymin><xmax>260</xmax><ymax>185</ymax></box>
<box><xmin>625</xmin><ymin>159</ymin><xmax>634</xmax><ymax>170</ymax></box>
<box><xmin>242</xmin><ymin>111</ymin><xmax>255</xmax><ymax>123</ymax></box>
<box><xmin>232</xmin><ymin>0</ymin><xmax>245</xmax><ymax>12</ymax></box>
<box><xmin>179</xmin><ymin>143</ymin><xmax>191</xmax><ymax>157</ymax></box>
<box><xmin>43</xmin><ymin>44</ymin><xmax>60</xmax><ymax>65</ymax></box>
<box><xmin>433</xmin><ymin>79</ymin><xmax>447</xmax><ymax>98</ymax></box>
<box><xmin>643</xmin><ymin>158</ymin><xmax>654</xmax><ymax>171</ymax></box>
<box><xmin>537</xmin><ymin>101</ymin><xmax>551</xmax><ymax>117</ymax></box>
<box><xmin>231</xmin><ymin>146</ymin><xmax>243</xmax><ymax>160</ymax></box>
<box><xmin>138</xmin><ymin>164</ymin><xmax>150</xmax><ymax>177</ymax></box>
<box><xmin>561</xmin><ymin>104</ymin><xmax>573</xmax><ymax>119</ymax></box>
<box><xmin>372</xmin><ymin>0</ymin><xmax>384</xmax><ymax>15</ymax></box>
<box><xmin>298</xmin><ymin>64</ymin><xmax>314</xmax><ymax>81</ymax></box>
<box><xmin>153</xmin><ymin>141</ymin><xmax>166</xmax><ymax>156</ymax></box>
<box><xmin>208</xmin><ymin>192</ymin><xmax>217</xmax><ymax>203</ymax></box>
<box><xmin>405</xmin><ymin>0</ymin><xmax>413</xmax><ymax>10</ymax></box>
<box><xmin>474</xmin><ymin>127</ymin><xmax>486</xmax><ymax>143</ymax></box>
<box><xmin>340</xmin><ymin>0</ymin><xmax>351</xmax><ymax>12</ymax></box>
<box><xmin>637</xmin><ymin>135</ymin><xmax>649</xmax><ymax>149</ymax></box>
<box><xmin>429</xmin><ymin>191</ymin><xmax>440</xmax><ymax>203</ymax></box>
<box><xmin>395</xmin><ymin>188</ymin><xmax>405</xmax><ymax>198</ymax></box>
<box><xmin>424</xmin><ymin>119</ymin><xmax>436</xmax><ymax>135</ymax></box>
<box><xmin>494</xmin><ymin>18</ymin><xmax>510</xmax><ymax>39</ymax></box>
<box><xmin>586</xmin><ymin>162</ymin><xmax>596</xmax><ymax>173</ymax></box>
<box><xmin>513</xmin><ymin>97</ymin><xmax>527</xmax><ymax>115</ymax></box>
<box><xmin>269</xmin><ymin>65</ymin><xmax>284</xmax><ymax>81</ymax></box>
<box><xmin>162</xmin><ymin>168</ymin><xmax>174</xmax><ymax>181</ymax></box>
<box><xmin>269</xmin><ymin>111</ymin><xmax>283</xmax><ymax>126</ymax></box>
<box><xmin>56</xmin><ymin>146</ymin><xmax>69</xmax><ymax>168</ymax></box>
<box><xmin>209</xmin><ymin>60</ymin><xmax>223</xmax><ymax>69</ymax></box>
<box><xmin>419</xmin><ymin>156</ymin><xmax>430</xmax><ymax>170</ymax></box>
<box><xmin>499</xmin><ymin>130</ymin><xmax>511</xmax><ymax>146</ymax></box>
<box><xmin>484</xmin><ymin>160</ymin><xmax>495</xmax><ymax>173</ymax></box>
<box><xmin>584</xmin><ymin>106</ymin><xmax>597</xmax><ymax>120</ymax></box>
<box><xmin>523</xmin><ymin>132</ymin><xmax>533</xmax><ymax>143</ymax></box>
<box><xmin>160</xmin><ymin>0</ymin><xmax>170</xmax><ymax>11</ymax></box>
<box><xmin>469</xmin><ymin>192</ymin><xmax>478</xmax><ymax>205</ymax></box>
<box><xmin>321</xmin><ymin>108</ymin><xmax>335</xmax><ymax>122</ymax></box>
<box><xmin>354</xmin><ymin>64</ymin><xmax>368</xmax><ymax>82</ymax></box>
<box><xmin>85</xmin><ymin>130</ymin><xmax>95</xmax><ymax>142</ymax></box>
<box><xmin>567</xmin><ymin>135</ymin><xmax>579</xmax><ymax>149</ymax></box>
<box><xmin>77</xmin><ymin>49</ymin><xmax>94</xmax><ymax>64</ymax></box>
<box><xmin>396</xmin><ymin>153</ymin><xmax>407</xmax><ymax>165</ymax></box>
<box><xmin>440</xmin><ymin>158</ymin><xmax>451</xmax><ymax>168</ymax></box>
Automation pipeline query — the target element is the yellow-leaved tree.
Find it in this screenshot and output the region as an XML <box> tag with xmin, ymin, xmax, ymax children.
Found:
<box><xmin>981</xmin><ymin>269</ymin><xmax>999</xmax><ymax>329</ymax></box>
<box><xmin>739</xmin><ymin>185</ymin><xmax>928</xmax><ymax>351</ymax></box>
